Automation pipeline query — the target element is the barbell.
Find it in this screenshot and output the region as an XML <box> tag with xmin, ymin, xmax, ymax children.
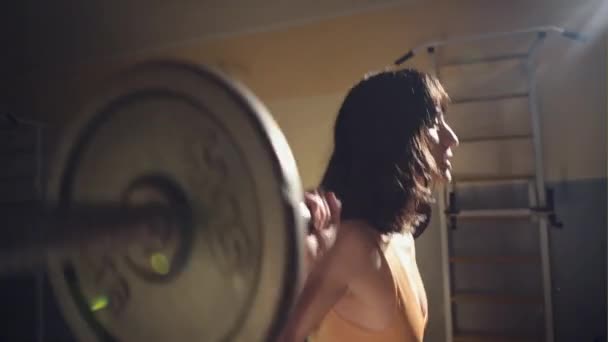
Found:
<box><xmin>5</xmin><ymin>60</ymin><xmax>312</xmax><ymax>342</ymax></box>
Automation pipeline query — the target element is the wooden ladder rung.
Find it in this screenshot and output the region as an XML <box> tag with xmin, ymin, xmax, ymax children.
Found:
<box><xmin>450</xmin><ymin>255</ymin><xmax>540</xmax><ymax>264</ymax></box>
<box><xmin>451</xmin><ymin>293</ymin><xmax>543</xmax><ymax>305</ymax></box>
<box><xmin>448</xmin><ymin>209</ymin><xmax>532</xmax><ymax>219</ymax></box>
<box><xmin>451</xmin><ymin>92</ymin><xmax>529</xmax><ymax>104</ymax></box>
<box><xmin>453</xmin><ymin>174</ymin><xmax>534</xmax><ymax>185</ymax></box>
<box><xmin>454</xmin><ymin>332</ymin><xmax>539</xmax><ymax>342</ymax></box>
<box><xmin>459</xmin><ymin>133</ymin><xmax>532</xmax><ymax>144</ymax></box>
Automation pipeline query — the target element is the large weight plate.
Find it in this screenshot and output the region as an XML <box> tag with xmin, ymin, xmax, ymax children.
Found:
<box><xmin>46</xmin><ymin>61</ymin><xmax>306</xmax><ymax>342</ymax></box>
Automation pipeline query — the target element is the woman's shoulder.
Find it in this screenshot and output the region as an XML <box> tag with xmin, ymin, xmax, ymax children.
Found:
<box><xmin>327</xmin><ymin>220</ymin><xmax>383</xmax><ymax>270</ymax></box>
<box><xmin>339</xmin><ymin>219</ymin><xmax>380</xmax><ymax>247</ymax></box>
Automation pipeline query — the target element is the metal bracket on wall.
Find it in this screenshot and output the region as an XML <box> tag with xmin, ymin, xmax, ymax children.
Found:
<box><xmin>1</xmin><ymin>113</ymin><xmax>45</xmax><ymax>128</ymax></box>
<box><xmin>1</xmin><ymin>113</ymin><xmax>19</xmax><ymax>125</ymax></box>
<box><xmin>445</xmin><ymin>191</ymin><xmax>458</xmax><ymax>230</ymax></box>
<box><xmin>530</xmin><ymin>188</ymin><xmax>563</xmax><ymax>228</ymax></box>
<box><xmin>445</xmin><ymin>187</ymin><xmax>563</xmax><ymax>231</ymax></box>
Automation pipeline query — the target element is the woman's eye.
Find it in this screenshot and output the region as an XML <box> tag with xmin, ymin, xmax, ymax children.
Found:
<box><xmin>427</xmin><ymin>125</ymin><xmax>440</xmax><ymax>141</ymax></box>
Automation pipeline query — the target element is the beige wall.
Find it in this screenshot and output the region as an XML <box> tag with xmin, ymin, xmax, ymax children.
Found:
<box><xmin>28</xmin><ymin>0</ymin><xmax>606</xmax><ymax>187</ymax></box>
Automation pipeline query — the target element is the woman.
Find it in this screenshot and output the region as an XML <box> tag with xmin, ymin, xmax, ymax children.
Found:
<box><xmin>282</xmin><ymin>68</ymin><xmax>459</xmax><ymax>342</ymax></box>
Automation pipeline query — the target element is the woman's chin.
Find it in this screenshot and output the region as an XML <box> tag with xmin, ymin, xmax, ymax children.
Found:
<box><xmin>435</xmin><ymin>169</ymin><xmax>452</xmax><ymax>183</ymax></box>
<box><xmin>446</xmin><ymin>169</ymin><xmax>454</xmax><ymax>182</ymax></box>
<box><xmin>433</xmin><ymin>169</ymin><xmax>452</xmax><ymax>184</ymax></box>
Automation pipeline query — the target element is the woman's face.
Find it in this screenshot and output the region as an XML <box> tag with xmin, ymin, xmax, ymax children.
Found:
<box><xmin>426</xmin><ymin>110</ymin><xmax>459</xmax><ymax>183</ymax></box>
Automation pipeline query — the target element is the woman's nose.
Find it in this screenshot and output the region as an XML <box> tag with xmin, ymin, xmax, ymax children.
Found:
<box><xmin>442</xmin><ymin>123</ymin><xmax>459</xmax><ymax>148</ymax></box>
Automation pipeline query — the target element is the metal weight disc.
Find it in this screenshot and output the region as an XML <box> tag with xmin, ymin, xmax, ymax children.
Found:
<box><xmin>46</xmin><ymin>61</ymin><xmax>306</xmax><ymax>342</ymax></box>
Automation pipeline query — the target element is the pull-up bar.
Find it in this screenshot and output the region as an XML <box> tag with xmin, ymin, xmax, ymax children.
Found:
<box><xmin>394</xmin><ymin>25</ymin><xmax>587</xmax><ymax>65</ymax></box>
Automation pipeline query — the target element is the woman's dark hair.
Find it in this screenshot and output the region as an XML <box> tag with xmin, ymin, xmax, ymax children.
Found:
<box><xmin>320</xmin><ymin>68</ymin><xmax>449</xmax><ymax>235</ymax></box>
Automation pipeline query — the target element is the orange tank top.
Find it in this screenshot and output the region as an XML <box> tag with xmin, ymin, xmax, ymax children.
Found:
<box><xmin>311</xmin><ymin>240</ymin><xmax>427</xmax><ymax>342</ymax></box>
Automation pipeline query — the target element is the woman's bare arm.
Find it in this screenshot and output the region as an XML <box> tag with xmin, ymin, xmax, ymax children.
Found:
<box><xmin>277</xmin><ymin>223</ymin><xmax>378</xmax><ymax>341</ymax></box>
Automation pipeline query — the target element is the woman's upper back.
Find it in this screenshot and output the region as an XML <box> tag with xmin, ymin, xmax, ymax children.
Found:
<box><xmin>311</xmin><ymin>220</ymin><xmax>427</xmax><ymax>342</ymax></box>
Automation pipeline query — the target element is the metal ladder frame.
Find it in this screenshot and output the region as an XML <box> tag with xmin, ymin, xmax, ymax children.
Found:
<box><xmin>394</xmin><ymin>26</ymin><xmax>585</xmax><ymax>342</ymax></box>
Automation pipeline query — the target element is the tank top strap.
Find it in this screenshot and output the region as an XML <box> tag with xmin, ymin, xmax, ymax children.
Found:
<box><xmin>383</xmin><ymin>240</ymin><xmax>425</xmax><ymax>341</ymax></box>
